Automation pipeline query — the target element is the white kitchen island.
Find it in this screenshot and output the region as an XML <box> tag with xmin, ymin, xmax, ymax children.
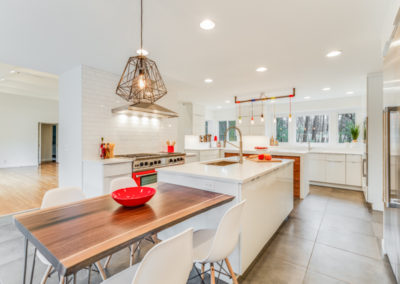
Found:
<box><xmin>157</xmin><ymin>157</ymin><xmax>294</xmax><ymax>280</ymax></box>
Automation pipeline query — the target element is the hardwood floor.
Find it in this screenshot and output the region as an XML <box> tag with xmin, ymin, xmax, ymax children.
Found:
<box><xmin>0</xmin><ymin>162</ymin><xmax>58</xmax><ymax>216</ymax></box>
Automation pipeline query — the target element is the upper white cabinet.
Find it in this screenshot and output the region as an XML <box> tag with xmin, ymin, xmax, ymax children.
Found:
<box><xmin>345</xmin><ymin>154</ymin><xmax>362</xmax><ymax>186</ymax></box>
<box><xmin>308</xmin><ymin>153</ymin><xmax>362</xmax><ymax>189</ymax></box>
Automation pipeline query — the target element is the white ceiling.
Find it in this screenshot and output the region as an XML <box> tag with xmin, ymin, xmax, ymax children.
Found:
<box><xmin>0</xmin><ymin>0</ymin><xmax>390</xmax><ymax>105</ymax></box>
<box><xmin>0</xmin><ymin>62</ymin><xmax>58</xmax><ymax>100</ymax></box>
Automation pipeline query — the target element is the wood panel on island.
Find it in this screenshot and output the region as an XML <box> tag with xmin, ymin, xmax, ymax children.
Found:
<box><xmin>224</xmin><ymin>152</ymin><xmax>301</xmax><ymax>198</ymax></box>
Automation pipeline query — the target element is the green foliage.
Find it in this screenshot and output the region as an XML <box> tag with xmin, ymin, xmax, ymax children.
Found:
<box><xmin>350</xmin><ymin>124</ymin><xmax>360</xmax><ymax>141</ymax></box>
<box><xmin>276</xmin><ymin>117</ymin><xmax>288</xmax><ymax>142</ymax></box>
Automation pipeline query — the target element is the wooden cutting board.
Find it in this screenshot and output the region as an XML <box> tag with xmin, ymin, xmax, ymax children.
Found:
<box><xmin>246</xmin><ymin>155</ymin><xmax>282</xmax><ymax>163</ymax></box>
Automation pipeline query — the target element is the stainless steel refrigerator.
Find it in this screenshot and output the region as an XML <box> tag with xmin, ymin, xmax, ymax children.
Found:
<box><xmin>384</xmin><ymin>107</ymin><xmax>400</xmax><ymax>282</ymax></box>
<box><xmin>384</xmin><ymin>20</ymin><xmax>400</xmax><ymax>281</ymax></box>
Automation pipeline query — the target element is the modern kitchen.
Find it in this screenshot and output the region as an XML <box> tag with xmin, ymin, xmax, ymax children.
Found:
<box><xmin>1</xmin><ymin>1</ymin><xmax>400</xmax><ymax>284</ymax></box>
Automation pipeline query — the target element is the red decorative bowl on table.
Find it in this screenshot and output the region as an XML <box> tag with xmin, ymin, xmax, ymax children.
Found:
<box><xmin>112</xmin><ymin>187</ymin><xmax>156</xmax><ymax>207</ymax></box>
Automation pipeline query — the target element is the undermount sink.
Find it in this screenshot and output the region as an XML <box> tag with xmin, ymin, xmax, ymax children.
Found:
<box><xmin>204</xmin><ymin>160</ymin><xmax>239</xmax><ymax>166</ymax></box>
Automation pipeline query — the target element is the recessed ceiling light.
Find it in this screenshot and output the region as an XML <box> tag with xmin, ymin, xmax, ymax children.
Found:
<box><xmin>256</xmin><ymin>67</ymin><xmax>268</xmax><ymax>72</ymax></box>
<box><xmin>225</xmin><ymin>100</ymin><xmax>230</xmax><ymax>104</ymax></box>
<box><xmin>204</xmin><ymin>78</ymin><xmax>213</xmax><ymax>83</ymax></box>
<box><xmin>200</xmin><ymin>19</ymin><xmax>215</xmax><ymax>30</ymax></box>
<box><xmin>136</xmin><ymin>49</ymin><xmax>149</xmax><ymax>56</ymax></box>
<box><xmin>322</xmin><ymin>87</ymin><xmax>331</xmax><ymax>91</ymax></box>
<box><xmin>304</xmin><ymin>96</ymin><xmax>311</xmax><ymax>99</ymax></box>
<box><xmin>346</xmin><ymin>91</ymin><xmax>354</xmax><ymax>95</ymax></box>
<box><xmin>9</xmin><ymin>70</ymin><xmax>16</xmax><ymax>74</ymax></box>
<box><xmin>326</xmin><ymin>50</ymin><xmax>342</xmax><ymax>57</ymax></box>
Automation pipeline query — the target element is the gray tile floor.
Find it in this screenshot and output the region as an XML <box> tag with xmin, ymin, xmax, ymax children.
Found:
<box><xmin>241</xmin><ymin>186</ymin><xmax>396</xmax><ymax>284</ymax></box>
<box><xmin>0</xmin><ymin>185</ymin><xmax>396</xmax><ymax>284</ymax></box>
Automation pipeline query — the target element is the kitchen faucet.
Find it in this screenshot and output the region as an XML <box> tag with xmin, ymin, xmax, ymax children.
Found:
<box><xmin>224</xmin><ymin>126</ymin><xmax>243</xmax><ymax>164</ymax></box>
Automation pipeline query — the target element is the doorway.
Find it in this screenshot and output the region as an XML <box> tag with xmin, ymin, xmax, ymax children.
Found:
<box><xmin>38</xmin><ymin>123</ymin><xmax>58</xmax><ymax>165</ymax></box>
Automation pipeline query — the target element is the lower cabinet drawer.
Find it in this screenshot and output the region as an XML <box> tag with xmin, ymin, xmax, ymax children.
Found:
<box><xmin>103</xmin><ymin>163</ymin><xmax>132</xmax><ymax>177</ymax></box>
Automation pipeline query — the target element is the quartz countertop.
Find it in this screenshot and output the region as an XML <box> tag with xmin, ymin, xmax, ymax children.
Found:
<box><xmin>157</xmin><ymin>157</ymin><xmax>293</xmax><ymax>184</ymax></box>
<box><xmin>222</xmin><ymin>148</ymin><xmax>363</xmax><ymax>155</ymax></box>
<box><xmin>83</xmin><ymin>158</ymin><xmax>134</xmax><ymax>165</ymax></box>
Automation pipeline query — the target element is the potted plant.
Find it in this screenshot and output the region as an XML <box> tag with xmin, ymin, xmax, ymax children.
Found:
<box><xmin>350</xmin><ymin>124</ymin><xmax>360</xmax><ymax>143</ymax></box>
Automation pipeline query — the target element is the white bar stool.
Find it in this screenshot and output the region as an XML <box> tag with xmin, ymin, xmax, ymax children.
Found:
<box><xmin>192</xmin><ymin>200</ymin><xmax>246</xmax><ymax>284</ymax></box>
<box><xmin>101</xmin><ymin>228</ymin><xmax>193</xmax><ymax>284</ymax></box>
<box><xmin>30</xmin><ymin>187</ymin><xmax>107</xmax><ymax>284</ymax></box>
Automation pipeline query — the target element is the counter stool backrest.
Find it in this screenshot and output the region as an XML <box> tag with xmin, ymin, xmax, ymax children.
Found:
<box><xmin>41</xmin><ymin>187</ymin><xmax>86</xmax><ymax>209</ymax></box>
<box><xmin>206</xmin><ymin>200</ymin><xmax>246</xmax><ymax>263</ymax></box>
<box><xmin>110</xmin><ymin>177</ymin><xmax>137</xmax><ymax>193</ymax></box>
<box><xmin>132</xmin><ymin>228</ymin><xmax>193</xmax><ymax>284</ymax></box>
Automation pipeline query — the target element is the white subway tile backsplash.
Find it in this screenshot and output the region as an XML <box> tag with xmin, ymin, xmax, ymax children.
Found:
<box><xmin>82</xmin><ymin>65</ymin><xmax>178</xmax><ymax>159</ymax></box>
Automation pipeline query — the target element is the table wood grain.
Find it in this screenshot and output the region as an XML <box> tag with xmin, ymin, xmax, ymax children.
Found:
<box><xmin>14</xmin><ymin>182</ymin><xmax>234</xmax><ymax>276</ymax></box>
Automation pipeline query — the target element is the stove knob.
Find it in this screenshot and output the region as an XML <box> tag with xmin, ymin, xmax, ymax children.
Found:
<box><xmin>169</xmin><ymin>159</ymin><xmax>173</xmax><ymax>163</ymax></box>
<box><xmin>140</xmin><ymin>162</ymin><xmax>144</xmax><ymax>167</ymax></box>
<box><xmin>144</xmin><ymin>162</ymin><xmax>148</xmax><ymax>166</ymax></box>
<box><xmin>174</xmin><ymin>159</ymin><xmax>177</xmax><ymax>162</ymax></box>
<box><xmin>158</xmin><ymin>160</ymin><xmax>161</xmax><ymax>164</ymax></box>
<box><xmin>150</xmin><ymin>162</ymin><xmax>153</xmax><ymax>166</ymax></box>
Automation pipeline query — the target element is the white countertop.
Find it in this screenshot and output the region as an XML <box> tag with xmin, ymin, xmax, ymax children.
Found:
<box><xmin>84</xmin><ymin>157</ymin><xmax>134</xmax><ymax>165</ymax></box>
<box><xmin>222</xmin><ymin>148</ymin><xmax>363</xmax><ymax>155</ymax></box>
<box><xmin>157</xmin><ymin>157</ymin><xmax>293</xmax><ymax>184</ymax></box>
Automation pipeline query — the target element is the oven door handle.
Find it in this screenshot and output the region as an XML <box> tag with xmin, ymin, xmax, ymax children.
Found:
<box><xmin>135</xmin><ymin>172</ymin><xmax>157</xmax><ymax>178</ymax></box>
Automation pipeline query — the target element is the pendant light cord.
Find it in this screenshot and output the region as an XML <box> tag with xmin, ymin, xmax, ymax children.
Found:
<box><xmin>140</xmin><ymin>0</ymin><xmax>143</xmax><ymax>50</ymax></box>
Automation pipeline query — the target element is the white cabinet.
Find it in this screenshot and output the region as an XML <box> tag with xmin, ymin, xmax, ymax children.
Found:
<box><xmin>308</xmin><ymin>154</ymin><xmax>326</xmax><ymax>182</ymax></box>
<box><xmin>346</xmin><ymin>155</ymin><xmax>362</xmax><ymax>186</ymax></box>
<box><xmin>325</xmin><ymin>154</ymin><xmax>346</xmax><ymax>184</ymax></box>
<box><xmin>83</xmin><ymin>160</ymin><xmax>132</xmax><ymax>198</ymax></box>
<box><xmin>308</xmin><ymin>153</ymin><xmax>362</xmax><ymax>189</ymax></box>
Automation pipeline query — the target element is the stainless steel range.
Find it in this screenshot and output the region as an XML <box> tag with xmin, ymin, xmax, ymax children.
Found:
<box><xmin>116</xmin><ymin>152</ymin><xmax>186</xmax><ymax>186</ymax></box>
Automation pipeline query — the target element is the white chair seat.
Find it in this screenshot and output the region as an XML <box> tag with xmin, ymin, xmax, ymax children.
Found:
<box><xmin>102</xmin><ymin>263</ymin><xmax>139</xmax><ymax>284</ymax></box>
<box><xmin>193</xmin><ymin>229</ymin><xmax>216</xmax><ymax>263</ymax></box>
<box><xmin>37</xmin><ymin>251</ymin><xmax>50</xmax><ymax>266</ymax></box>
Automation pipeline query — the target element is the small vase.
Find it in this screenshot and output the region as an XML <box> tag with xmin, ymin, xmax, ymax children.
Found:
<box><xmin>352</xmin><ymin>139</ymin><xmax>358</xmax><ymax>143</ymax></box>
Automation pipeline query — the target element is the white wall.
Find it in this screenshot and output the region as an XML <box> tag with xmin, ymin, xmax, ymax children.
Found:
<box><xmin>81</xmin><ymin>65</ymin><xmax>179</xmax><ymax>160</ymax></box>
<box><xmin>367</xmin><ymin>73</ymin><xmax>384</xmax><ymax>211</ymax></box>
<box><xmin>58</xmin><ymin>66</ymin><xmax>83</xmax><ymax>187</ymax></box>
<box><xmin>0</xmin><ymin>93</ymin><xmax>58</xmax><ymax>168</ymax></box>
<box><xmin>206</xmin><ymin>96</ymin><xmax>366</xmax><ymax>147</ymax></box>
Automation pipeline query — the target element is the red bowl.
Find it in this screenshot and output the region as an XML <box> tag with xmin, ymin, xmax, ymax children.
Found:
<box><xmin>112</xmin><ymin>187</ymin><xmax>156</xmax><ymax>207</ymax></box>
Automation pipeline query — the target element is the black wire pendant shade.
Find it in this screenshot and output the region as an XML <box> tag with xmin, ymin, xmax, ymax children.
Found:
<box><xmin>116</xmin><ymin>0</ymin><xmax>167</xmax><ymax>104</ymax></box>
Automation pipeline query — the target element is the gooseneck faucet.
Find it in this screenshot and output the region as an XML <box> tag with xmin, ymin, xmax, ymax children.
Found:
<box><xmin>224</xmin><ymin>126</ymin><xmax>243</xmax><ymax>164</ymax></box>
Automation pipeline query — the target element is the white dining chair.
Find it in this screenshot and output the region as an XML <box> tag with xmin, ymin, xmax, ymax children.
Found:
<box><xmin>101</xmin><ymin>228</ymin><xmax>193</xmax><ymax>284</ymax></box>
<box><xmin>192</xmin><ymin>200</ymin><xmax>246</xmax><ymax>284</ymax></box>
<box><xmin>109</xmin><ymin>176</ymin><xmax>137</xmax><ymax>193</ymax></box>
<box><xmin>31</xmin><ymin>187</ymin><xmax>107</xmax><ymax>284</ymax></box>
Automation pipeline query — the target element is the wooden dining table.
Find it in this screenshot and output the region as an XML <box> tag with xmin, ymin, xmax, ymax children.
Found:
<box><xmin>14</xmin><ymin>182</ymin><xmax>234</xmax><ymax>284</ymax></box>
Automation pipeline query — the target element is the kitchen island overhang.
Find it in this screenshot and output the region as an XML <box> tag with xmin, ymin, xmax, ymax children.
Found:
<box><xmin>157</xmin><ymin>158</ymin><xmax>294</xmax><ymax>281</ymax></box>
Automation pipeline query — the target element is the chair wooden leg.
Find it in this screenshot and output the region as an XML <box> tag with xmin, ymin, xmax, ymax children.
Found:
<box><xmin>201</xmin><ymin>263</ymin><xmax>205</xmax><ymax>280</ymax></box>
<box><xmin>40</xmin><ymin>265</ymin><xmax>52</xmax><ymax>284</ymax></box>
<box><xmin>225</xmin><ymin>258</ymin><xmax>238</xmax><ymax>284</ymax></box>
<box><xmin>210</xmin><ymin>263</ymin><xmax>216</xmax><ymax>284</ymax></box>
<box><xmin>95</xmin><ymin>261</ymin><xmax>107</xmax><ymax>280</ymax></box>
<box><xmin>59</xmin><ymin>276</ymin><xmax>65</xmax><ymax>284</ymax></box>
<box><xmin>103</xmin><ymin>255</ymin><xmax>112</xmax><ymax>269</ymax></box>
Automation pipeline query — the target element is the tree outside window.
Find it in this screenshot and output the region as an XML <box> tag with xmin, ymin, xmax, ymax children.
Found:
<box><xmin>296</xmin><ymin>115</ymin><xmax>329</xmax><ymax>143</ymax></box>
<box><xmin>218</xmin><ymin>121</ymin><xmax>227</xmax><ymax>141</ymax></box>
<box><xmin>338</xmin><ymin>113</ymin><xmax>355</xmax><ymax>143</ymax></box>
<box><xmin>228</xmin><ymin>120</ymin><xmax>237</xmax><ymax>141</ymax></box>
<box><xmin>276</xmin><ymin>117</ymin><xmax>289</xmax><ymax>142</ymax></box>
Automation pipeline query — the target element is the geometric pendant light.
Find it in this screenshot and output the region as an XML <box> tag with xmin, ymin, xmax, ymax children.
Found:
<box><xmin>116</xmin><ymin>0</ymin><xmax>167</xmax><ymax>104</ymax></box>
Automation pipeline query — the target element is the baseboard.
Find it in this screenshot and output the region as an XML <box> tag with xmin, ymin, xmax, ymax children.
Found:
<box><xmin>309</xmin><ymin>181</ymin><xmax>362</xmax><ymax>191</ymax></box>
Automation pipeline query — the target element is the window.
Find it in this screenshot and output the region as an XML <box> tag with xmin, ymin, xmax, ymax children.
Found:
<box><xmin>228</xmin><ymin>120</ymin><xmax>237</xmax><ymax>141</ymax></box>
<box><xmin>276</xmin><ymin>117</ymin><xmax>289</xmax><ymax>142</ymax></box>
<box><xmin>338</xmin><ymin>113</ymin><xmax>355</xmax><ymax>143</ymax></box>
<box><xmin>296</xmin><ymin>114</ymin><xmax>329</xmax><ymax>143</ymax></box>
<box><xmin>219</xmin><ymin>121</ymin><xmax>227</xmax><ymax>141</ymax></box>
<box><xmin>218</xmin><ymin>120</ymin><xmax>237</xmax><ymax>141</ymax></box>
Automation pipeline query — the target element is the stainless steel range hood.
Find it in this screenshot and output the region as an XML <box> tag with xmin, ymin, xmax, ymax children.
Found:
<box><xmin>111</xmin><ymin>103</ymin><xmax>178</xmax><ymax>118</ymax></box>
